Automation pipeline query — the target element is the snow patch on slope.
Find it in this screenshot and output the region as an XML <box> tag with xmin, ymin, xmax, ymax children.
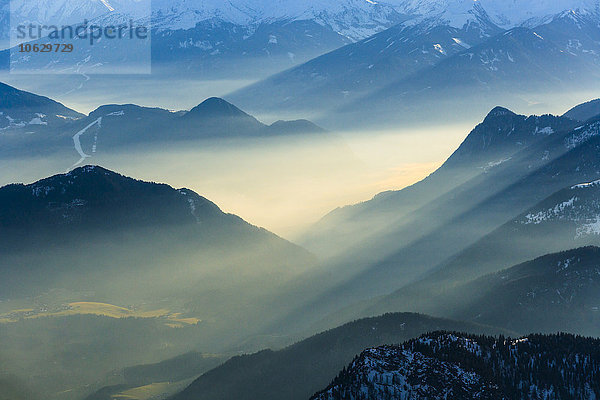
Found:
<box><xmin>524</xmin><ymin>197</ymin><xmax>578</xmax><ymax>224</ymax></box>
<box><xmin>565</xmin><ymin>121</ymin><xmax>600</xmax><ymax>149</ymax></box>
<box><xmin>572</xmin><ymin>179</ymin><xmax>600</xmax><ymax>189</ymax></box>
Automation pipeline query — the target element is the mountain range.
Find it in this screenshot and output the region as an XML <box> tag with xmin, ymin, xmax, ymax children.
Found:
<box><xmin>4</xmin><ymin>95</ymin><xmax>600</xmax><ymax>398</ymax></box>
<box><xmin>228</xmin><ymin>6</ymin><xmax>600</xmax><ymax>127</ymax></box>
<box><xmin>169</xmin><ymin>313</ymin><xmax>510</xmax><ymax>400</ymax></box>
<box><xmin>0</xmin><ymin>165</ymin><xmax>320</xmax><ymax>399</ymax></box>
<box><xmin>362</xmin><ymin>246</ymin><xmax>600</xmax><ymax>336</ymax></box>
<box><xmin>3</xmin><ymin>2</ymin><xmax>600</xmax><ymax>397</ymax></box>
<box><xmin>355</xmin><ymin>123</ymin><xmax>600</xmax><ymax>319</ymax></box>
<box><xmin>0</xmin><ymin>82</ymin><xmax>325</xmax><ymax>161</ymax></box>
<box><xmin>454</xmin><ymin>247</ymin><xmax>600</xmax><ymax>334</ymax></box>
<box><xmin>0</xmin><ymin>165</ymin><xmax>316</xmax><ymax>339</ymax></box>
<box><xmin>169</xmin><ymin>255</ymin><xmax>600</xmax><ymax>400</ymax></box>
<box><xmin>261</xmin><ymin>99</ymin><xmax>600</xmax><ymax>336</ymax></box>
<box><xmin>1</xmin><ymin>0</ymin><xmax>411</xmax><ymax>77</ymax></box>
<box><xmin>312</xmin><ymin>332</ymin><xmax>600</xmax><ymax>399</ymax></box>
<box><xmin>4</xmin><ymin>0</ymin><xmax>600</xmax><ymax>79</ymax></box>
<box><xmin>140</xmin><ymin>97</ymin><xmax>600</xmax><ymax>398</ymax></box>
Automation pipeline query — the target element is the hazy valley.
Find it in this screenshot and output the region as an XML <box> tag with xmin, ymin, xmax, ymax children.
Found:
<box><xmin>2</xmin><ymin>1</ymin><xmax>600</xmax><ymax>399</ymax></box>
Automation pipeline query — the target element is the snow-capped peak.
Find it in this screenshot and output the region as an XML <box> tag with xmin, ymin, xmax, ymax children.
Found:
<box><xmin>150</xmin><ymin>0</ymin><xmax>412</xmax><ymax>40</ymax></box>
<box><xmin>5</xmin><ymin>0</ymin><xmax>600</xmax><ymax>43</ymax></box>
<box><xmin>399</xmin><ymin>0</ymin><xmax>600</xmax><ymax>30</ymax></box>
<box><xmin>481</xmin><ymin>0</ymin><xmax>600</xmax><ymax>28</ymax></box>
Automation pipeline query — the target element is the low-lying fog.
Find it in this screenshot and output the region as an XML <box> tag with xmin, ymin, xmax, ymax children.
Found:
<box><xmin>1</xmin><ymin>72</ymin><xmax>598</xmax><ymax>239</ymax></box>
<box><xmin>2</xmin><ymin>74</ymin><xmax>600</xmax><ymax>400</ymax></box>
<box><xmin>0</xmin><ymin>125</ymin><xmax>470</xmax><ymax>238</ymax></box>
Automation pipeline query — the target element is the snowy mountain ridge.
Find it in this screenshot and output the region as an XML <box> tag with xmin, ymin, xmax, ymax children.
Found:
<box><xmin>151</xmin><ymin>0</ymin><xmax>600</xmax><ymax>33</ymax></box>
<box><xmin>150</xmin><ymin>0</ymin><xmax>411</xmax><ymax>40</ymax></box>
<box><xmin>312</xmin><ymin>332</ymin><xmax>600</xmax><ymax>400</ymax></box>
<box><xmin>6</xmin><ymin>0</ymin><xmax>600</xmax><ymax>41</ymax></box>
<box><xmin>399</xmin><ymin>0</ymin><xmax>600</xmax><ymax>30</ymax></box>
<box><xmin>4</xmin><ymin>0</ymin><xmax>600</xmax><ymax>76</ymax></box>
<box><xmin>4</xmin><ymin>0</ymin><xmax>410</xmax><ymax>41</ymax></box>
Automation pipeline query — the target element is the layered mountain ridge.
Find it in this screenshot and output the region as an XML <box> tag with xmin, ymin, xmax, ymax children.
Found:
<box><xmin>363</xmin><ymin>246</ymin><xmax>600</xmax><ymax>336</ymax></box>
<box><xmin>0</xmin><ymin>82</ymin><xmax>325</xmax><ymax>162</ymax></box>
<box><xmin>11</xmin><ymin>0</ymin><xmax>594</xmax><ymax>41</ymax></box>
<box><xmin>0</xmin><ymin>165</ymin><xmax>315</xmax><ymax>305</ymax></box>
<box><xmin>169</xmin><ymin>313</ymin><xmax>510</xmax><ymax>400</ymax></box>
<box><xmin>0</xmin><ymin>165</ymin><xmax>319</xmax><ymax>400</ymax></box>
<box><xmin>269</xmin><ymin>99</ymin><xmax>600</xmax><ymax>337</ymax></box>
<box><xmin>228</xmin><ymin>7</ymin><xmax>600</xmax><ymax>127</ymax></box>
<box><xmin>5</xmin><ymin>0</ymin><xmax>599</xmax><ymax>78</ymax></box>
